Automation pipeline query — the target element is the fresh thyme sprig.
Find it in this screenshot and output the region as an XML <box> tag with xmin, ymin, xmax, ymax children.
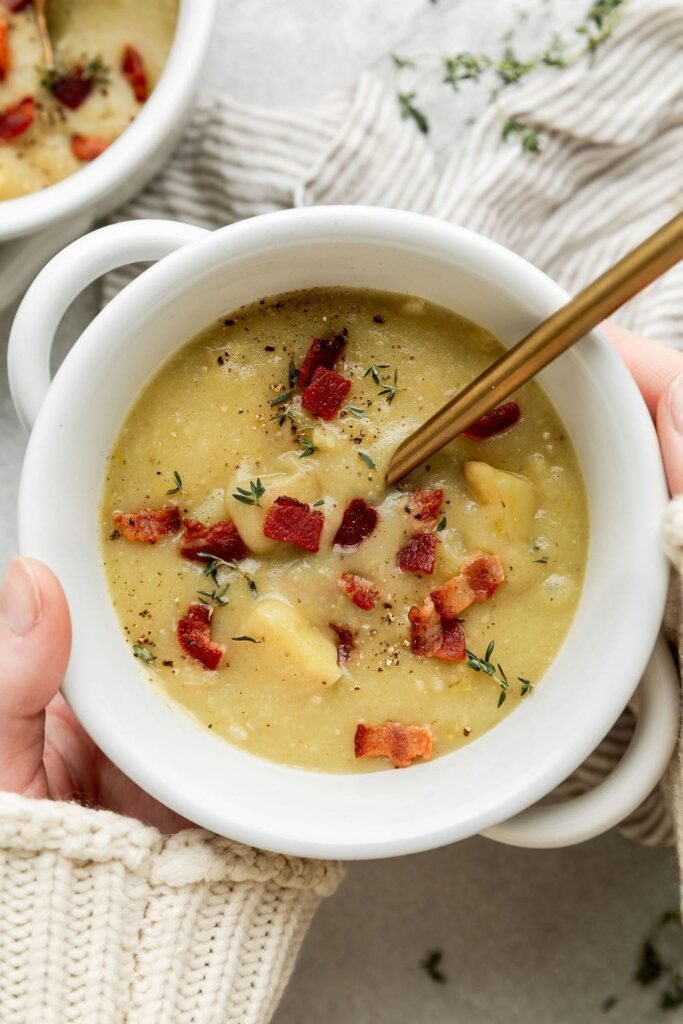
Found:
<box><xmin>271</xmin><ymin>408</ymin><xmax>298</xmax><ymax>429</ymax></box>
<box><xmin>298</xmin><ymin>436</ymin><xmax>318</xmax><ymax>458</ymax></box>
<box><xmin>198</xmin><ymin>553</ymin><xmax>258</xmax><ymax>598</ymax></box>
<box><xmin>363</xmin><ymin>362</ymin><xmax>390</xmax><ymax>385</ymax></box>
<box><xmin>363</xmin><ymin>362</ymin><xmax>400</xmax><ymax>404</ymax></box>
<box><xmin>197</xmin><ymin>582</ymin><xmax>230</xmax><ymax>607</ymax></box>
<box><xmin>391</xmin><ymin>0</ymin><xmax>629</xmax><ymax>150</ymax></box>
<box><xmin>348</xmin><ymin>406</ymin><xmax>369</xmax><ymax>418</ymax></box>
<box><xmin>166</xmin><ymin>470</ymin><xmax>183</xmax><ymax>495</ymax></box>
<box><xmin>378</xmin><ymin>369</ymin><xmax>400</xmax><ymax>405</ymax></box>
<box><xmin>465</xmin><ymin>641</ymin><xmax>533</xmax><ymax>708</ymax></box>
<box><xmin>232</xmin><ymin>478</ymin><xmax>265</xmax><ymax>507</ymax></box>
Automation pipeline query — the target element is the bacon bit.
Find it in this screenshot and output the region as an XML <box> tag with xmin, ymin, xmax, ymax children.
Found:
<box><xmin>408</xmin><ymin>596</ymin><xmax>466</xmax><ymax>661</ymax></box>
<box><xmin>433</xmin><ymin>618</ymin><xmax>466</xmax><ymax>661</ymax></box>
<box><xmin>354</xmin><ymin>722</ymin><xmax>433</xmax><ymax>768</ymax></box>
<box><xmin>113</xmin><ymin>505</ymin><xmax>181</xmax><ymax>544</ymax></box>
<box><xmin>330</xmin><ymin>623</ymin><xmax>355</xmax><ymax>664</ymax></box>
<box><xmin>50</xmin><ymin>68</ymin><xmax>95</xmax><ymax>109</ymax></box>
<box><xmin>0</xmin><ymin>19</ymin><xmax>11</xmax><ymax>82</ymax></box>
<box><xmin>121</xmin><ymin>44</ymin><xmax>148</xmax><ymax>102</ymax></box>
<box><xmin>338</xmin><ymin>572</ymin><xmax>379</xmax><ymax>611</ymax></box>
<box><xmin>70</xmin><ymin>133</ymin><xmax>109</xmax><ymax>161</ymax></box>
<box><xmin>180</xmin><ymin>518</ymin><xmax>249</xmax><ymax>563</ymax></box>
<box><xmin>408</xmin><ymin>596</ymin><xmax>443</xmax><ymax>655</ymax></box>
<box><xmin>0</xmin><ymin>95</ymin><xmax>34</xmax><ymax>141</ymax></box>
<box><xmin>406</xmin><ymin>487</ymin><xmax>444</xmax><ymax>527</ymax></box>
<box><xmin>298</xmin><ymin>333</ymin><xmax>347</xmax><ymax>388</ymax></box>
<box><xmin>431</xmin><ymin>552</ymin><xmax>505</xmax><ymax>619</ymax></box>
<box><xmin>0</xmin><ymin>0</ymin><xmax>32</xmax><ymax>10</ymax></box>
<box><xmin>463</xmin><ymin>401</ymin><xmax>521</xmax><ymax>439</ymax></box>
<box><xmin>301</xmin><ymin>365</ymin><xmax>352</xmax><ymax>420</ymax></box>
<box><xmin>397</xmin><ymin>532</ymin><xmax>437</xmax><ymax>574</ymax></box>
<box><xmin>333</xmin><ymin>498</ymin><xmax>378</xmax><ymax>548</ymax></box>
<box><xmin>263</xmin><ymin>495</ymin><xmax>324</xmax><ymax>553</ymax></box>
<box><xmin>177</xmin><ymin>602</ymin><xmax>224</xmax><ymax>671</ymax></box>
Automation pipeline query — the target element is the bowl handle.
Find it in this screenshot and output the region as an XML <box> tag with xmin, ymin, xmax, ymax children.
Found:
<box><xmin>482</xmin><ymin>634</ymin><xmax>679</xmax><ymax>848</ymax></box>
<box><xmin>8</xmin><ymin>220</ymin><xmax>209</xmax><ymax>432</ymax></box>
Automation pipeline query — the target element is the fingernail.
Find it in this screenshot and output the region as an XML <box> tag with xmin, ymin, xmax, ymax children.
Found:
<box><xmin>669</xmin><ymin>374</ymin><xmax>683</xmax><ymax>435</ymax></box>
<box><xmin>0</xmin><ymin>558</ymin><xmax>41</xmax><ymax>637</ymax></box>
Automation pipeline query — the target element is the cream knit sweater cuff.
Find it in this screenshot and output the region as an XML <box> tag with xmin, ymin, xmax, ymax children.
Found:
<box><xmin>0</xmin><ymin>791</ymin><xmax>344</xmax><ymax>1024</ymax></box>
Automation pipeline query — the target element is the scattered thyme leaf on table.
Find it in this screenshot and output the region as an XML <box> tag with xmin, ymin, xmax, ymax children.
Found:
<box><xmin>421</xmin><ymin>949</ymin><xmax>447</xmax><ymax>984</ymax></box>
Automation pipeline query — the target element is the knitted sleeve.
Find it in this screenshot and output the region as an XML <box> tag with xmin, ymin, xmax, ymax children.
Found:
<box><xmin>0</xmin><ymin>791</ymin><xmax>344</xmax><ymax>1024</ymax></box>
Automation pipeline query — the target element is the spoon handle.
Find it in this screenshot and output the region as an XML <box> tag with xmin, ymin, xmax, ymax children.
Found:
<box><xmin>386</xmin><ymin>209</ymin><xmax>683</xmax><ymax>486</ymax></box>
<box><xmin>34</xmin><ymin>0</ymin><xmax>54</xmax><ymax>69</ymax></box>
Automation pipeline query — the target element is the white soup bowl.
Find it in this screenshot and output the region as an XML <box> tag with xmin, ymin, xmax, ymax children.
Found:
<box><xmin>7</xmin><ymin>207</ymin><xmax>678</xmax><ymax>859</ymax></box>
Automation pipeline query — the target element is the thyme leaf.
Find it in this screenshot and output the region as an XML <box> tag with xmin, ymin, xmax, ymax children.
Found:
<box><xmin>378</xmin><ymin>369</ymin><xmax>400</xmax><ymax>405</ymax></box>
<box><xmin>502</xmin><ymin>118</ymin><xmax>542</xmax><ymax>152</ymax></box>
<box><xmin>363</xmin><ymin>363</ymin><xmax>390</xmax><ymax>386</ymax></box>
<box><xmin>231</xmin><ymin>635</ymin><xmax>260</xmax><ymax>643</ymax></box>
<box><xmin>421</xmin><ymin>949</ymin><xmax>447</xmax><ymax>984</ymax></box>
<box><xmin>166</xmin><ymin>470</ymin><xmax>183</xmax><ymax>495</ymax></box>
<box><xmin>270</xmin><ymin>387</ymin><xmax>295</xmax><ymax>407</ymax></box>
<box><xmin>132</xmin><ymin>644</ymin><xmax>156</xmax><ymax>664</ymax></box>
<box><xmin>197</xmin><ymin>583</ymin><xmax>230</xmax><ymax>607</ymax></box>
<box><xmin>197</xmin><ymin>553</ymin><xmax>258</xmax><ymax>598</ymax></box>
<box><xmin>298</xmin><ymin>436</ymin><xmax>318</xmax><ymax>458</ymax></box>
<box><xmin>398</xmin><ymin>92</ymin><xmax>429</xmax><ymax>134</ymax></box>
<box><xmin>232</xmin><ymin>478</ymin><xmax>265</xmax><ymax>507</ymax></box>
<box><xmin>358</xmin><ymin>451</ymin><xmax>376</xmax><ymax>471</ymax></box>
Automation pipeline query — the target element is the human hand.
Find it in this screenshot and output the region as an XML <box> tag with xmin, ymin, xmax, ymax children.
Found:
<box><xmin>604</xmin><ymin>321</ymin><xmax>683</xmax><ymax>495</ymax></box>
<box><xmin>0</xmin><ymin>557</ymin><xmax>188</xmax><ymax>832</ymax></box>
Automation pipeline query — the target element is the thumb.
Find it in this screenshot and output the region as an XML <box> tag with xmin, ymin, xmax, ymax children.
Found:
<box><xmin>657</xmin><ymin>375</ymin><xmax>683</xmax><ymax>497</ymax></box>
<box><xmin>0</xmin><ymin>558</ymin><xmax>71</xmax><ymax>796</ymax></box>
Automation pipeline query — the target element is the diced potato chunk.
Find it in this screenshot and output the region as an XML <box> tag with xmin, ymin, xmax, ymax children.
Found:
<box><xmin>226</xmin><ymin>461</ymin><xmax>322</xmax><ymax>554</ymax></box>
<box><xmin>244</xmin><ymin>598</ymin><xmax>342</xmax><ymax>689</ymax></box>
<box><xmin>464</xmin><ymin>461</ymin><xmax>536</xmax><ymax>542</ymax></box>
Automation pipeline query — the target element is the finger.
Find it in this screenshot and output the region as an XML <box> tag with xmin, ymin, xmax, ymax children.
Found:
<box><xmin>0</xmin><ymin>558</ymin><xmax>72</xmax><ymax>796</ymax></box>
<box><xmin>656</xmin><ymin>376</ymin><xmax>683</xmax><ymax>496</ymax></box>
<box><xmin>602</xmin><ymin>321</ymin><xmax>683</xmax><ymax>417</ymax></box>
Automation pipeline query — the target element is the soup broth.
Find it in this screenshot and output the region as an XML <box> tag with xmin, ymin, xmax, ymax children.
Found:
<box><xmin>101</xmin><ymin>288</ymin><xmax>588</xmax><ymax>773</ymax></box>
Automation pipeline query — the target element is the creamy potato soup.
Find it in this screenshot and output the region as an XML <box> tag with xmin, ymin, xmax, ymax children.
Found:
<box><xmin>0</xmin><ymin>0</ymin><xmax>177</xmax><ymax>200</ymax></box>
<box><xmin>101</xmin><ymin>288</ymin><xmax>588</xmax><ymax>773</ymax></box>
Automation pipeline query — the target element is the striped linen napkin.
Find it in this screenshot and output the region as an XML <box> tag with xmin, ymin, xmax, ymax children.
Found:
<box><xmin>105</xmin><ymin>0</ymin><xmax>683</xmax><ymax>851</ymax></box>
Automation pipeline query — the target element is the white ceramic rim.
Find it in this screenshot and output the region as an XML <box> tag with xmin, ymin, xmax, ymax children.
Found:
<box><xmin>0</xmin><ymin>0</ymin><xmax>217</xmax><ymax>241</ymax></box>
<box><xmin>14</xmin><ymin>207</ymin><xmax>670</xmax><ymax>859</ymax></box>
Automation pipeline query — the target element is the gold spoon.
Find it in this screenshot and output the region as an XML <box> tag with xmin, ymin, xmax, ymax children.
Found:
<box><xmin>386</xmin><ymin>209</ymin><xmax>683</xmax><ymax>486</ymax></box>
<box><xmin>34</xmin><ymin>0</ymin><xmax>54</xmax><ymax>69</ymax></box>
